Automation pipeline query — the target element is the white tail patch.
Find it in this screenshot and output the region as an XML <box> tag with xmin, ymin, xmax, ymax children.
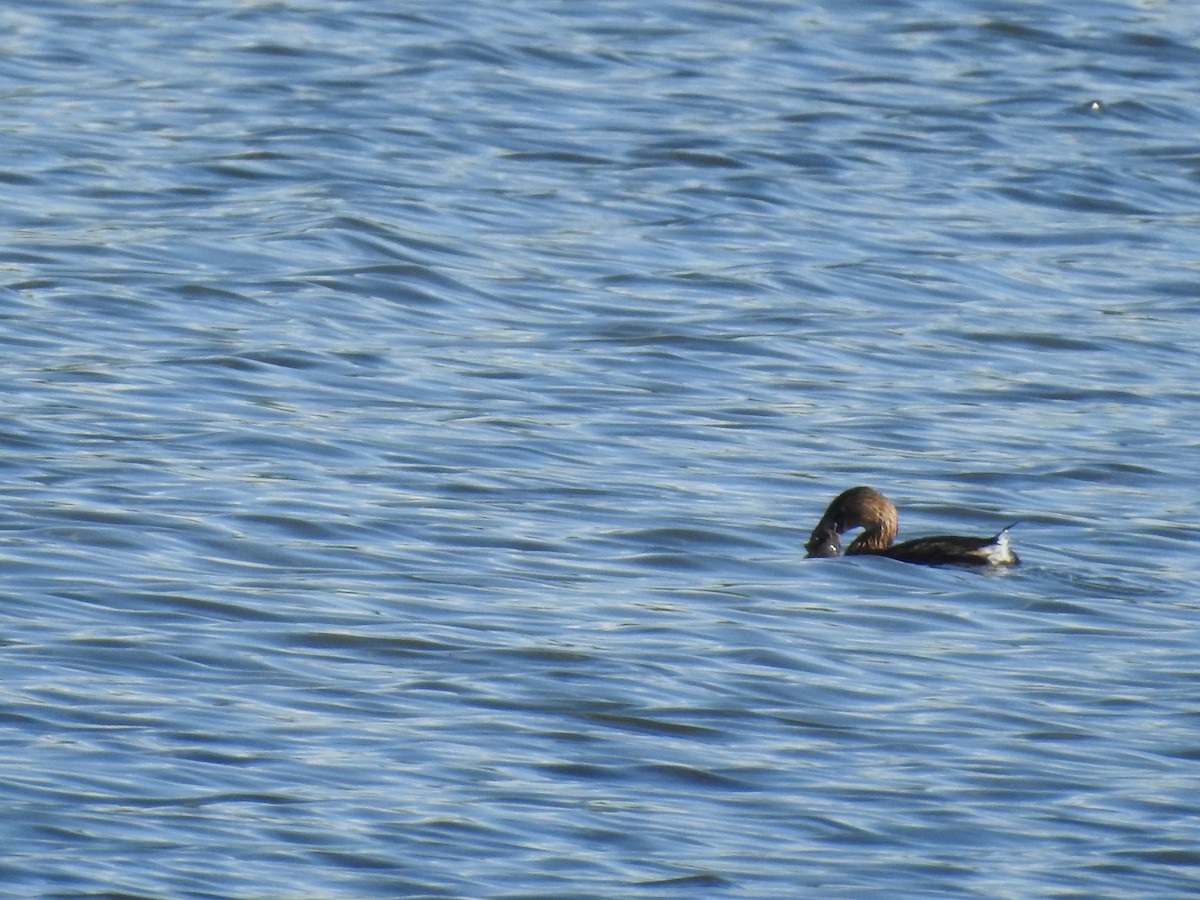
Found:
<box><xmin>980</xmin><ymin>526</ymin><xmax>1019</xmax><ymax>566</ymax></box>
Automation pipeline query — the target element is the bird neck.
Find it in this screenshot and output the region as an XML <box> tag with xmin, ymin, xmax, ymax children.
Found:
<box><xmin>847</xmin><ymin>523</ymin><xmax>896</xmax><ymax>553</ymax></box>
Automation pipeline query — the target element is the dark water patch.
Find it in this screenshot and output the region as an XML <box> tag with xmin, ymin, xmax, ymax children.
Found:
<box><xmin>502</xmin><ymin>150</ymin><xmax>614</xmax><ymax>166</ymax></box>
<box><xmin>282</xmin><ymin>632</ymin><xmax>460</xmax><ymax>658</ymax></box>
<box><xmin>581</xmin><ymin>711</ymin><xmax>724</xmax><ymax>740</ymax></box>
<box><xmin>1114</xmin><ymin>848</ymin><xmax>1200</xmax><ymax>866</ymax></box>
<box><xmin>636</xmin><ymin>871</ymin><xmax>733</xmax><ymax>889</ymax></box>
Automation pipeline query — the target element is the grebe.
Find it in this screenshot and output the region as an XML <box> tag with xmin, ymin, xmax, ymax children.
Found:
<box><xmin>805</xmin><ymin>486</ymin><xmax>1018</xmax><ymax>567</ymax></box>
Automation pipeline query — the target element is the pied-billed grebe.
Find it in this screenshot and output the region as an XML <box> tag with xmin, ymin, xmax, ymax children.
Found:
<box><xmin>805</xmin><ymin>486</ymin><xmax>1018</xmax><ymax>567</ymax></box>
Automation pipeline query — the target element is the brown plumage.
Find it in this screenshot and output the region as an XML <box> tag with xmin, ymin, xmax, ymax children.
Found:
<box><xmin>805</xmin><ymin>486</ymin><xmax>1018</xmax><ymax>567</ymax></box>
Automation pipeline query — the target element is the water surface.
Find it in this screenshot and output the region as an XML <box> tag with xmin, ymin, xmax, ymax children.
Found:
<box><xmin>2</xmin><ymin>1</ymin><xmax>1199</xmax><ymax>897</ymax></box>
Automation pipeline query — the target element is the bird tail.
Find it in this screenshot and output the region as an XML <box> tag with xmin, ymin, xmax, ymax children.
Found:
<box><xmin>982</xmin><ymin>522</ymin><xmax>1020</xmax><ymax>566</ymax></box>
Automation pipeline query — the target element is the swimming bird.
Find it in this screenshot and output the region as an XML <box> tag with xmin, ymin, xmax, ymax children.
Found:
<box><xmin>805</xmin><ymin>486</ymin><xmax>1018</xmax><ymax>567</ymax></box>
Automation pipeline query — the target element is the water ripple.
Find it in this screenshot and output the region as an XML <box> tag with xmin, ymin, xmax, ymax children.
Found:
<box><xmin>3</xmin><ymin>0</ymin><xmax>1200</xmax><ymax>897</ymax></box>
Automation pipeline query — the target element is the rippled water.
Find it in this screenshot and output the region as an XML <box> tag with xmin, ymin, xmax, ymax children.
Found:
<box><xmin>3</xmin><ymin>1</ymin><xmax>1200</xmax><ymax>897</ymax></box>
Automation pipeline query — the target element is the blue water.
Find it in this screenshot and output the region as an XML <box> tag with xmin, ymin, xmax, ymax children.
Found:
<box><xmin>3</xmin><ymin>1</ymin><xmax>1199</xmax><ymax>897</ymax></box>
